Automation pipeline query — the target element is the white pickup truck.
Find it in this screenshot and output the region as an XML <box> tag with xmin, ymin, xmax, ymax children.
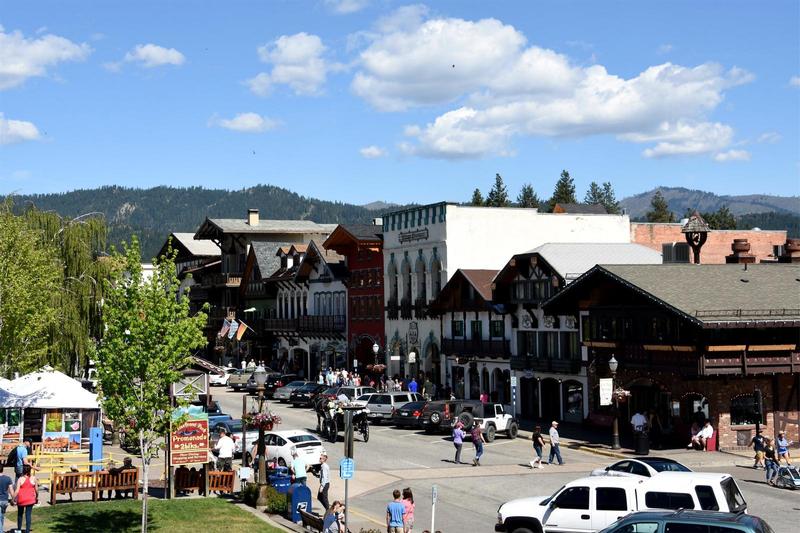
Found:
<box><xmin>495</xmin><ymin>472</ymin><xmax>747</xmax><ymax>533</ymax></box>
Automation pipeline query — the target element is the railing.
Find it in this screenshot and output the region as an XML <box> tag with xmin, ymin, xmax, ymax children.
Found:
<box><xmin>207</xmin><ymin>273</ymin><xmax>243</xmax><ymax>287</ymax></box>
<box><xmin>386</xmin><ymin>299</ymin><xmax>399</xmax><ymax>320</ymax></box>
<box><xmin>414</xmin><ymin>298</ymin><xmax>427</xmax><ymax>319</ymax></box>
<box><xmin>442</xmin><ymin>339</ymin><xmax>511</xmax><ymax>358</ymax></box>
<box><xmin>701</xmin><ymin>351</ymin><xmax>800</xmax><ymax>376</ymax></box>
<box><xmin>261</xmin><ymin>318</ymin><xmax>298</xmax><ymax>332</ymax></box>
<box><xmin>299</xmin><ymin>315</ymin><xmax>346</xmax><ymax>334</ymax></box>
<box><xmin>400</xmin><ymin>299</ymin><xmax>413</xmax><ymax>320</ymax></box>
<box><xmin>247</xmin><ymin>280</ymin><xmax>268</xmax><ymax>297</ymax></box>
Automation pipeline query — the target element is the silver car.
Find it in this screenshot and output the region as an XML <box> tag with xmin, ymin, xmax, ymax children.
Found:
<box><xmin>273</xmin><ymin>380</ymin><xmax>311</xmax><ymax>402</ymax></box>
<box><xmin>365</xmin><ymin>392</ymin><xmax>424</xmax><ymax>422</ymax></box>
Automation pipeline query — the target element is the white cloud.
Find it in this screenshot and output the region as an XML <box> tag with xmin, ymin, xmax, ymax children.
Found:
<box><xmin>247</xmin><ymin>33</ymin><xmax>329</xmax><ymax>96</ymax></box>
<box><xmin>790</xmin><ymin>76</ymin><xmax>800</xmax><ymax>87</ymax></box>
<box><xmin>757</xmin><ymin>131</ymin><xmax>781</xmax><ymax>144</ymax></box>
<box><xmin>713</xmin><ymin>149</ymin><xmax>751</xmax><ymax>162</ymax></box>
<box><xmin>210</xmin><ymin>112</ymin><xmax>279</xmax><ymax>133</ymax></box>
<box><xmin>658</xmin><ymin>44</ymin><xmax>674</xmax><ymax>54</ymax></box>
<box><xmin>124</xmin><ymin>44</ymin><xmax>185</xmax><ymax>68</ymax></box>
<box><xmin>325</xmin><ymin>0</ymin><xmax>370</xmax><ymax>14</ymax></box>
<box><xmin>0</xmin><ymin>113</ymin><xmax>41</xmax><ymax>145</ymax></box>
<box><xmin>359</xmin><ymin>145</ymin><xmax>387</xmax><ymax>158</ymax></box>
<box><xmin>0</xmin><ymin>27</ymin><xmax>91</xmax><ymax>90</ymax></box>
<box><xmin>356</xmin><ymin>10</ymin><xmax>754</xmax><ymax>160</ymax></box>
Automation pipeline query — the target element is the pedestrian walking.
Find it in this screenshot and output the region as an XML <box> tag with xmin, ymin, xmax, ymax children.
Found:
<box><xmin>214</xmin><ymin>428</ymin><xmax>235</xmax><ymax>471</ymax></box>
<box><xmin>0</xmin><ymin>464</ymin><xmax>14</xmax><ymax>533</ymax></box>
<box><xmin>317</xmin><ymin>452</ymin><xmax>330</xmax><ymax>511</ymax></box>
<box><xmin>452</xmin><ymin>422</ymin><xmax>466</xmax><ymax>464</ymax></box>
<box><xmin>529</xmin><ymin>425</ymin><xmax>546</xmax><ymax>469</ymax></box>
<box><xmin>776</xmin><ymin>432</ymin><xmax>793</xmax><ymax>465</ymax></box>
<box><xmin>402</xmin><ymin>487</ymin><xmax>415</xmax><ymax>532</ymax></box>
<box><xmin>14</xmin><ymin>464</ymin><xmax>37</xmax><ymax>533</ymax></box>
<box><xmin>751</xmin><ymin>429</ymin><xmax>766</xmax><ymax>469</ymax></box>
<box><xmin>12</xmin><ymin>440</ymin><xmax>38</xmax><ymax>481</ymax></box>
<box><xmin>471</xmin><ymin>423</ymin><xmax>485</xmax><ymax>466</ymax></box>
<box><xmin>386</xmin><ymin>489</ymin><xmax>406</xmax><ymax>533</ymax></box>
<box><xmin>547</xmin><ymin>421</ymin><xmax>564</xmax><ymax>465</ymax></box>
<box><xmin>408</xmin><ymin>378</ymin><xmax>418</xmax><ymax>393</ymax></box>
<box><xmin>764</xmin><ymin>438</ymin><xmax>779</xmax><ymax>485</ymax></box>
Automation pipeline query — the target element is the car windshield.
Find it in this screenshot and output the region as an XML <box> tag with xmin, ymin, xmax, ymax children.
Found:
<box><xmin>645</xmin><ymin>460</ymin><xmax>691</xmax><ymax>472</ymax></box>
<box><xmin>288</xmin><ymin>434</ymin><xmax>319</xmax><ymax>444</ymax></box>
<box><xmin>721</xmin><ymin>477</ymin><xmax>747</xmax><ymax>512</ymax></box>
<box><xmin>356</xmin><ymin>394</ymin><xmax>373</xmax><ymax>401</ymax></box>
<box><xmin>361</xmin><ymin>387</ymin><xmax>377</xmax><ymax>394</ymax></box>
<box><xmin>401</xmin><ymin>401</ymin><xmax>426</xmax><ymax>410</ymax></box>
<box><xmin>286</xmin><ymin>381</ymin><xmax>307</xmax><ymax>387</ymax></box>
<box><xmin>297</xmin><ymin>384</ymin><xmax>318</xmax><ymax>391</ymax></box>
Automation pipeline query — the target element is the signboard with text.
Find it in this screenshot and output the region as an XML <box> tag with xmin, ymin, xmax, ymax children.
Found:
<box><xmin>599</xmin><ymin>378</ymin><xmax>613</xmax><ymax>406</ymax></box>
<box><xmin>170</xmin><ymin>408</ymin><xmax>209</xmax><ymax>466</ymax></box>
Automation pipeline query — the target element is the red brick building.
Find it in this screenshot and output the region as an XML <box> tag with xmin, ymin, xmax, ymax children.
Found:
<box><xmin>544</xmin><ymin>263</ymin><xmax>800</xmax><ymax>450</ymax></box>
<box><xmin>323</xmin><ymin>224</ymin><xmax>384</xmax><ymax>371</ymax></box>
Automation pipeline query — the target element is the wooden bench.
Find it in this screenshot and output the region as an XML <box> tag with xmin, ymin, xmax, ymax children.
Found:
<box><xmin>299</xmin><ymin>509</ymin><xmax>324</xmax><ymax>532</ymax></box>
<box><xmin>207</xmin><ymin>470</ymin><xmax>235</xmax><ymax>494</ymax></box>
<box><xmin>97</xmin><ymin>468</ymin><xmax>140</xmax><ymax>499</ymax></box>
<box><xmin>175</xmin><ymin>467</ymin><xmax>204</xmax><ymax>494</ymax></box>
<box><xmin>50</xmin><ymin>471</ymin><xmax>99</xmax><ymax>504</ymax></box>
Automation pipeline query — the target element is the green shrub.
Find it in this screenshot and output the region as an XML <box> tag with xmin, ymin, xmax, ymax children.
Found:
<box><xmin>242</xmin><ymin>483</ymin><xmax>260</xmax><ymax>507</ymax></box>
<box><xmin>264</xmin><ymin>486</ymin><xmax>287</xmax><ymax>514</ymax></box>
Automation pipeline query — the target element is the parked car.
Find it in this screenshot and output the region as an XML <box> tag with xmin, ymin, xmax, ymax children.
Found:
<box><xmin>495</xmin><ymin>472</ymin><xmax>748</xmax><ymax>533</ymax></box>
<box><xmin>209</xmin><ymin>418</ymin><xmax>256</xmax><ymax>457</ymax></box>
<box><xmin>600</xmin><ymin>510</ymin><xmax>774</xmax><ymax>533</ymax></box>
<box><xmin>362</xmin><ymin>392</ymin><xmax>424</xmax><ymax>423</ymax></box>
<box><xmin>471</xmin><ymin>402</ymin><xmax>519</xmax><ymax>441</ymax></box>
<box><xmin>335</xmin><ymin>386</ymin><xmax>377</xmax><ymax>401</ymax></box>
<box><xmin>207</xmin><ymin>413</ymin><xmax>233</xmax><ymax>428</ymax></box>
<box><xmin>209</xmin><ymin>367</ymin><xmax>236</xmax><ymax>387</ymax></box>
<box><xmin>228</xmin><ymin>369</ymin><xmax>253</xmax><ymax>391</ymax></box>
<box><xmin>190</xmin><ymin>399</ymin><xmax>224</xmax><ymax>415</ymax></box>
<box><xmin>591</xmin><ymin>457</ymin><xmax>692</xmax><ymax>478</ymax></box>
<box><xmin>350</xmin><ymin>393</ymin><xmax>377</xmax><ymax>408</ymax></box>
<box><xmin>289</xmin><ymin>383</ymin><xmax>328</xmax><ymax>407</ymax></box>
<box><xmin>391</xmin><ymin>400</ymin><xmax>428</xmax><ymax>429</ymax></box>
<box><xmin>274</xmin><ymin>380</ymin><xmax>312</xmax><ymax>402</ymax></box>
<box><xmin>247</xmin><ymin>429</ymin><xmax>326</xmax><ymax>473</ymax></box>
<box><xmin>250</xmin><ymin>373</ymin><xmax>297</xmax><ymax>397</ymax></box>
<box><xmin>420</xmin><ymin>399</ymin><xmax>482</xmax><ymax>433</ymax></box>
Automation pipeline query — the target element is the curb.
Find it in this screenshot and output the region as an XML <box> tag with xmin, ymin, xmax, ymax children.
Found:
<box><xmin>518</xmin><ymin>429</ymin><xmax>628</xmax><ymax>460</ymax></box>
<box><xmin>234</xmin><ymin>503</ymin><xmax>299</xmax><ymax>532</ymax></box>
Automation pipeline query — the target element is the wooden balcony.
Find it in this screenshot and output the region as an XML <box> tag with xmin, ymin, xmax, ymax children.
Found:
<box><xmin>298</xmin><ymin>315</ymin><xmax>345</xmax><ymax>334</ymax></box>
<box><xmin>386</xmin><ymin>299</ymin><xmax>398</xmax><ymax>320</ymax></box>
<box><xmin>701</xmin><ymin>351</ymin><xmax>800</xmax><ymax>376</ymax></box>
<box><xmin>442</xmin><ymin>338</ymin><xmax>511</xmax><ymax>358</ymax></box>
<box><xmin>400</xmin><ymin>299</ymin><xmax>413</xmax><ymax>320</ymax></box>
<box><xmin>206</xmin><ymin>273</ymin><xmax>243</xmax><ymax>287</ymax></box>
<box><xmin>509</xmin><ymin>356</ymin><xmax>582</xmax><ymax>373</ymax></box>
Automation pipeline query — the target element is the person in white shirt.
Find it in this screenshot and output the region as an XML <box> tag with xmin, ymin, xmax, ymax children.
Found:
<box><xmin>214</xmin><ymin>428</ymin><xmax>235</xmax><ymax>471</ymax></box>
<box><xmin>547</xmin><ymin>421</ymin><xmax>564</xmax><ymax>465</ymax></box>
<box><xmin>317</xmin><ymin>452</ymin><xmax>330</xmax><ymax>510</ymax></box>
<box><xmin>689</xmin><ymin>420</ymin><xmax>714</xmax><ymax>450</ymax></box>
<box><xmin>630</xmin><ymin>411</ymin><xmax>648</xmax><ymax>433</ymax></box>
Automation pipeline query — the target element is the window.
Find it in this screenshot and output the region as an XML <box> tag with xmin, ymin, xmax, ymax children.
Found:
<box><xmin>490</xmin><ymin>320</ymin><xmax>504</xmax><ymax>338</ymax></box>
<box><xmin>559</xmin><ymin>331</ymin><xmax>579</xmax><ymax>360</ymax></box>
<box><xmin>610</xmin><ymin>524</ymin><xmax>659</xmax><ymax>533</ymax></box>
<box><xmin>665</xmin><ymin>525</ymin><xmax>707</xmax><ymax>533</ymax></box>
<box><xmin>645</xmin><ymin>491</ymin><xmax>695</xmax><ymax>510</ymax></box>
<box><xmin>608</xmin><ymin>461</ymin><xmax>631</xmax><ymax>473</ymax></box>
<box><xmin>470</xmin><ymin>321</ymin><xmax>483</xmax><ymax>340</ymax></box>
<box><xmin>694</xmin><ymin>485</ymin><xmax>719</xmax><ymax>511</ymax></box>
<box><xmin>537</xmin><ymin>332</ymin><xmax>558</xmax><ymax>358</ymax></box>
<box><xmin>553</xmin><ymin>486</ymin><xmax>589</xmax><ymax>510</ymax></box>
<box><xmin>596</xmin><ymin>487</ymin><xmax>628</xmax><ymax>511</ymax></box>
<box><xmin>452</xmin><ymin>320</ymin><xmax>465</xmax><ymax>338</ymax></box>
<box><xmin>517</xmin><ymin>331</ymin><xmax>536</xmax><ymax>357</ymax></box>
<box><xmin>629</xmin><ymin>462</ymin><xmax>650</xmax><ymax>477</ymax></box>
<box><xmin>730</xmin><ymin>394</ymin><xmax>760</xmax><ymax>425</ymax></box>
<box><xmin>720</xmin><ymin>477</ymin><xmax>746</xmax><ymax>512</ymax></box>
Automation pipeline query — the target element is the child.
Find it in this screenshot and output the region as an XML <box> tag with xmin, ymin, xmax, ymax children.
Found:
<box><xmin>402</xmin><ymin>487</ymin><xmax>415</xmax><ymax>532</ymax></box>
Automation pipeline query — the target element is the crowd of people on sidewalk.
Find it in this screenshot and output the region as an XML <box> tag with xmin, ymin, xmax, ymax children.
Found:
<box><xmin>751</xmin><ymin>429</ymin><xmax>794</xmax><ymax>485</ymax></box>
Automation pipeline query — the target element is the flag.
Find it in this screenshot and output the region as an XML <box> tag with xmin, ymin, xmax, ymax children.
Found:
<box><xmin>236</xmin><ymin>320</ymin><xmax>249</xmax><ymax>341</ymax></box>
<box><xmin>227</xmin><ymin>320</ymin><xmax>239</xmax><ymax>339</ymax></box>
<box><xmin>219</xmin><ymin>319</ymin><xmax>230</xmax><ymax>338</ymax></box>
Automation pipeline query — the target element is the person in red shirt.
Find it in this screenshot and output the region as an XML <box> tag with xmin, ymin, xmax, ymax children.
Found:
<box><xmin>15</xmin><ymin>464</ymin><xmax>38</xmax><ymax>533</ymax></box>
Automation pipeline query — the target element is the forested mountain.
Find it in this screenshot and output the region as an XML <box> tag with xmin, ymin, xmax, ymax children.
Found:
<box><xmin>620</xmin><ymin>187</ymin><xmax>800</xmax><ymax>218</ymax></box>
<box><xmin>8</xmin><ymin>185</ymin><xmax>381</xmax><ymax>259</ymax></box>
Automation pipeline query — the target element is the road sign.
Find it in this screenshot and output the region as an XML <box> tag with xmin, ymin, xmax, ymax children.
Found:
<box><xmin>510</xmin><ymin>376</ymin><xmax>517</xmax><ymax>387</ymax></box>
<box><xmin>339</xmin><ymin>457</ymin><xmax>355</xmax><ymax>480</ymax></box>
<box><xmin>432</xmin><ymin>485</ymin><xmax>438</xmax><ymax>503</ymax></box>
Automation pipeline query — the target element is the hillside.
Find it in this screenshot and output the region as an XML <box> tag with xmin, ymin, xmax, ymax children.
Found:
<box><xmin>8</xmin><ymin>185</ymin><xmax>381</xmax><ymax>259</ymax></box>
<box><xmin>620</xmin><ymin>187</ymin><xmax>800</xmax><ymax>218</ymax></box>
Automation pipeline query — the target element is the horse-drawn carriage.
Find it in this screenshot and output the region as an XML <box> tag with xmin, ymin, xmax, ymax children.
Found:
<box><xmin>315</xmin><ymin>399</ymin><xmax>370</xmax><ymax>443</ymax></box>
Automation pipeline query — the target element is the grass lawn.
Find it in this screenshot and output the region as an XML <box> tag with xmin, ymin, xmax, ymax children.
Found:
<box><xmin>29</xmin><ymin>498</ymin><xmax>284</xmax><ymax>532</ymax></box>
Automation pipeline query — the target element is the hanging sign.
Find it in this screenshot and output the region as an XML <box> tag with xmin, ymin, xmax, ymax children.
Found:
<box><xmin>599</xmin><ymin>378</ymin><xmax>613</xmax><ymax>407</ymax></box>
<box><xmin>170</xmin><ymin>408</ymin><xmax>209</xmax><ymax>466</ymax></box>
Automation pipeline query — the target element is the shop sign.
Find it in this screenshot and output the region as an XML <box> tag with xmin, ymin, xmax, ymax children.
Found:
<box><xmin>170</xmin><ymin>409</ymin><xmax>209</xmax><ymax>466</ymax></box>
<box><xmin>399</xmin><ymin>228</ymin><xmax>429</xmax><ymax>243</ymax></box>
<box><xmin>599</xmin><ymin>378</ymin><xmax>613</xmax><ymax>406</ymax></box>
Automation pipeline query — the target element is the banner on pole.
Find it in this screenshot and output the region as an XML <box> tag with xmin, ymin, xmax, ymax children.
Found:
<box><xmin>599</xmin><ymin>378</ymin><xmax>613</xmax><ymax>406</ymax></box>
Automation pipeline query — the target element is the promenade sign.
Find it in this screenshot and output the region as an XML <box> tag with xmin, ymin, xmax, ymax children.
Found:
<box><xmin>170</xmin><ymin>407</ymin><xmax>209</xmax><ymax>466</ymax></box>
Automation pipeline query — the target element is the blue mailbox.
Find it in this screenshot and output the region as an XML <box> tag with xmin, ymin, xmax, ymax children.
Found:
<box><xmin>287</xmin><ymin>482</ymin><xmax>312</xmax><ymax>522</ymax></box>
<box><xmin>89</xmin><ymin>427</ymin><xmax>103</xmax><ymax>472</ymax></box>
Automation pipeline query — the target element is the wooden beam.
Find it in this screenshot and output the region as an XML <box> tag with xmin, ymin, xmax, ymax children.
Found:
<box><xmin>583</xmin><ymin>341</ymin><xmax>620</xmax><ymax>348</ymax></box>
<box><xmin>706</xmin><ymin>345</ymin><xmax>747</xmax><ymax>352</ymax></box>
<box><xmin>747</xmin><ymin>344</ymin><xmax>797</xmax><ymax>352</ymax></box>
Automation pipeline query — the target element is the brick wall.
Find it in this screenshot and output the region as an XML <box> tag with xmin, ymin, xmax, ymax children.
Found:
<box><xmin>631</xmin><ymin>223</ymin><xmax>787</xmax><ymax>264</ymax></box>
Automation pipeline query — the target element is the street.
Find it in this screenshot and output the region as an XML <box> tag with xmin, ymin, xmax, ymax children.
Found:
<box><xmin>212</xmin><ymin>387</ymin><xmax>799</xmax><ymax>533</ymax></box>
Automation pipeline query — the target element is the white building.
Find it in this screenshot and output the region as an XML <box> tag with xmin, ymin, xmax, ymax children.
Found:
<box><xmin>381</xmin><ymin>202</ymin><xmax>631</xmax><ymax>385</ymax></box>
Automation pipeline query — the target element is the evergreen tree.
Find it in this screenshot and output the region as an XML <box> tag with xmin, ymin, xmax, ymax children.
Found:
<box><xmin>97</xmin><ymin>237</ymin><xmax>207</xmax><ymax>533</ymax></box>
<box><xmin>646</xmin><ymin>190</ymin><xmax>676</xmax><ymax>223</ymax></box>
<box><xmin>547</xmin><ymin>170</ymin><xmax>577</xmax><ymax>211</ymax></box>
<box><xmin>516</xmin><ymin>183</ymin><xmax>540</xmax><ymax>208</ymax></box>
<box><xmin>584</xmin><ymin>181</ymin><xmax>604</xmax><ymax>205</ymax></box>
<box><xmin>703</xmin><ymin>205</ymin><xmax>737</xmax><ymax>230</ymax></box>
<box><xmin>601</xmin><ymin>181</ymin><xmax>621</xmax><ymax>214</ymax></box>
<box><xmin>470</xmin><ymin>188</ymin><xmax>484</xmax><ymax>206</ymax></box>
<box><xmin>485</xmin><ymin>173</ymin><xmax>511</xmax><ymax>207</ymax></box>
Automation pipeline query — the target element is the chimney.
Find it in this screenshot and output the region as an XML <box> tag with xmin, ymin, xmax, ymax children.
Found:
<box><xmin>247</xmin><ymin>208</ymin><xmax>259</xmax><ymax>226</ymax></box>
<box><xmin>725</xmin><ymin>238</ymin><xmax>756</xmax><ymax>264</ymax></box>
<box><xmin>778</xmin><ymin>238</ymin><xmax>800</xmax><ymax>263</ymax></box>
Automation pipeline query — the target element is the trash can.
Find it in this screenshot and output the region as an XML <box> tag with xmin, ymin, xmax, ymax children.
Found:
<box><xmin>287</xmin><ymin>482</ymin><xmax>312</xmax><ymax>522</ymax></box>
<box><xmin>268</xmin><ymin>467</ymin><xmax>291</xmax><ymax>494</ymax></box>
<box><xmin>635</xmin><ymin>431</ymin><xmax>650</xmax><ymax>455</ymax></box>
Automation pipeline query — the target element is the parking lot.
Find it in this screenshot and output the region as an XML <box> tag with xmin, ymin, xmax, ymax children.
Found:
<box><xmin>211</xmin><ymin>386</ymin><xmax>798</xmax><ymax>533</ymax></box>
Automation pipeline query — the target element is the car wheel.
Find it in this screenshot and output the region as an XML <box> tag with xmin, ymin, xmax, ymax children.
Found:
<box><xmin>458</xmin><ymin>412</ymin><xmax>474</xmax><ymax>429</ymax></box>
<box><xmin>429</xmin><ymin>412</ymin><xmax>441</xmax><ymax>425</ymax></box>
<box><xmin>511</xmin><ymin>527</ymin><xmax>536</xmax><ymax>533</ymax></box>
<box><xmin>507</xmin><ymin>422</ymin><xmax>519</xmax><ymax>439</ymax></box>
<box><xmin>485</xmin><ymin>424</ymin><xmax>496</xmax><ymax>442</ymax></box>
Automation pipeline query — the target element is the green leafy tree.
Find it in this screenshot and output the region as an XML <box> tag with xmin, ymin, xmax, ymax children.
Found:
<box><xmin>470</xmin><ymin>188</ymin><xmax>484</xmax><ymax>206</ymax></box>
<box><xmin>97</xmin><ymin>237</ymin><xmax>207</xmax><ymax>533</ymax></box>
<box><xmin>485</xmin><ymin>173</ymin><xmax>511</xmax><ymax>207</ymax></box>
<box><xmin>516</xmin><ymin>183</ymin><xmax>540</xmax><ymax>208</ymax></box>
<box><xmin>0</xmin><ymin>201</ymin><xmax>61</xmax><ymax>376</ymax></box>
<box><xmin>601</xmin><ymin>182</ymin><xmax>621</xmax><ymax>214</ymax></box>
<box><xmin>646</xmin><ymin>190</ymin><xmax>676</xmax><ymax>223</ymax></box>
<box><xmin>702</xmin><ymin>205</ymin><xmax>737</xmax><ymax>230</ymax></box>
<box><xmin>547</xmin><ymin>170</ymin><xmax>577</xmax><ymax>211</ymax></box>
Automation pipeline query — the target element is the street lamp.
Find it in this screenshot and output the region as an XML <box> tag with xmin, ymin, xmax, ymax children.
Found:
<box><xmin>608</xmin><ymin>355</ymin><xmax>621</xmax><ymax>450</ymax></box>
<box><xmin>254</xmin><ymin>365</ymin><xmax>269</xmax><ymax>507</ymax></box>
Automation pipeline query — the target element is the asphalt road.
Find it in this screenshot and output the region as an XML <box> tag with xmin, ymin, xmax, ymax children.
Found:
<box><xmin>211</xmin><ymin>387</ymin><xmax>798</xmax><ymax>533</ymax></box>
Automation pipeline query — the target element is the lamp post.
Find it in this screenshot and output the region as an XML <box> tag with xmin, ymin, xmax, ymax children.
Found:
<box><xmin>254</xmin><ymin>365</ymin><xmax>269</xmax><ymax>507</ymax></box>
<box><xmin>608</xmin><ymin>355</ymin><xmax>621</xmax><ymax>450</ymax></box>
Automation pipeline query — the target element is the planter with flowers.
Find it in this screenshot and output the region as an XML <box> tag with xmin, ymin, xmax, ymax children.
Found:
<box><xmin>243</xmin><ymin>412</ymin><xmax>282</xmax><ymax>431</ymax></box>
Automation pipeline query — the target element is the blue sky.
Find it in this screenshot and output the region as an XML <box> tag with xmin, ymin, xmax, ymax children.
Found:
<box><xmin>1</xmin><ymin>0</ymin><xmax>798</xmax><ymax>205</ymax></box>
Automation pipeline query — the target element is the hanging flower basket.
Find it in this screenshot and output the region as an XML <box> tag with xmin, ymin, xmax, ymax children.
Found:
<box><xmin>243</xmin><ymin>412</ymin><xmax>282</xmax><ymax>430</ymax></box>
<box><xmin>614</xmin><ymin>388</ymin><xmax>631</xmax><ymax>403</ymax></box>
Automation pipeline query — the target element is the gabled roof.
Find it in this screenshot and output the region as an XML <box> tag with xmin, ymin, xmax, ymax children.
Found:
<box><xmin>323</xmin><ymin>223</ymin><xmax>382</xmax><ymax>253</ymax></box>
<box><xmin>460</xmin><ymin>269</ymin><xmax>496</xmax><ymax>301</ymax></box>
<box><xmin>429</xmin><ymin>269</ymin><xmax>498</xmax><ymax>314</ymax></box>
<box><xmin>544</xmin><ymin>263</ymin><xmax>800</xmax><ymax>327</ymax></box>
<box><xmin>159</xmin><ymin>232</ymin><xmax>220</xmax><ymax>259</ymax></box>
<box><xmin>526</xmin><ymin>243</ymin><xmax>662</xmax><ymax>282</ymax></box>
<box><xmin>553</xmin><ymin>203</ymin><xmax>608</xmax><ymax>214</ymax></box>
<box><xmin>295</xmin><ymin>241</ymin><xmax>348</xmax><ymax>282</ymax></box>
<box><xmin>194</xmin><ymin>217</ymin><xmax>337</xmax><ymax>239</ymax></box>
<box><xmin>251</xmin><ymin>241</ymin><xmax>293</xmax><ymax>279</ymax></box>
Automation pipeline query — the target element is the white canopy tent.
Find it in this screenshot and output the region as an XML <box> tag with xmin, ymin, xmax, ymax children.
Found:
<box><xmin>4</xmin><ymin>369</ymin><xmax>99</xmax><ymax>410</ymax></box>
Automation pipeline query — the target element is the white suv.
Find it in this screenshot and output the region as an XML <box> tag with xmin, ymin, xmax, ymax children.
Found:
<box><xmin>496</xmin><ymin>472</ymin><xmax>747</xmax><ymax>533</ymax></box>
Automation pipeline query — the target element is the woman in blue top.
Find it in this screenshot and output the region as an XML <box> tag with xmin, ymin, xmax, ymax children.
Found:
<box><xmin>452</xmin><ymin>422</ymin><xmax>465</xmax><ymax>464</ymax></box>
<box><xmin>776</xmin><ymin>432</ymin><xmax>792</xmax><ymax>465</ymax></box>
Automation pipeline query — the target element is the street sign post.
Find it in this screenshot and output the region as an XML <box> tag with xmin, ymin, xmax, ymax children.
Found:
<box><xmin>431</xmin><ymin>485</ymin><xmax>438</xmax><ymax>533</ymax></box>
<box><xmin>511</xmin><ymin>375</ymin><xmax>518</xmax><ymax>418</ymax></box>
